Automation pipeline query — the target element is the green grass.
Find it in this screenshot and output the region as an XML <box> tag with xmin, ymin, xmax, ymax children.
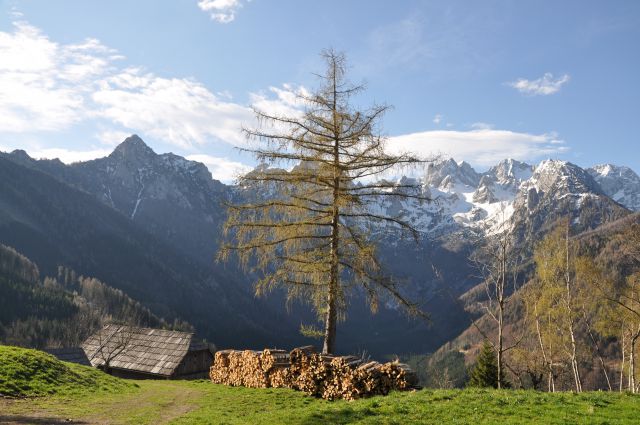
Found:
<box><xmin>1</xmin><ymin>346</ymin><xmax>640</xmax><ymax>424</ymax></box>
<box><xmin>0</xmin><ymin>345</ymin><xmax>134</xmax><ymax>397</ymax></box>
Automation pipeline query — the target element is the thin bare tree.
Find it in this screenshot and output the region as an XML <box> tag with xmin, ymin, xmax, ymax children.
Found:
<box><xmin>219</xmin><ymin>50</ymin><xmax>430</xmax><ymax>354</ymax></box>
<box><xmin>88</xmin><ymin>324</ymin><xmax>135</xmax><ymax>374</ymax></box>
<box><xmin>531</xmin><ymin>221</ymin><xmax>585</xmax><ymax>392</ymax></box>
<box><xmin>470</xmin><ymin>212</ymin><xmax>522</xmax><ymax>389</ymax></box>
<box><xmin>593</xmin><ymin>223</ymin><xmax>640</xmax><ymax>392</ymax></box>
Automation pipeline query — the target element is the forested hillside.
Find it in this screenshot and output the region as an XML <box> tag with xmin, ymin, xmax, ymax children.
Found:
<box><xmin>432</xmin><ymin>213</ymin><xmax>640</xmax><ymax>392</ymax></box>
<box><xmin>0</xmin><ymin>243</ymin><xmax>170</xmax><ymax>348</ymax></box>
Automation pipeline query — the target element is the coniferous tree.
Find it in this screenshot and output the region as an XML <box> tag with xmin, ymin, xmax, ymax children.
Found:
<box><xmin>219</xmin><ymin>50</ymin><xmax>429</xmax><ymax>354</ymax></box>
<box><xmin>468</xmin><ymin>340</ymin><xmax>499</xmax><ymax>388</ymax></box>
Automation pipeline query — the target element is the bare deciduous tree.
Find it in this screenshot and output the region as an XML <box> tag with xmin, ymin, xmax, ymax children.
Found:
<box><xmin>470</xmin><ymin>209</ymin><xmax>522</xmax><ymax>389</ymax></box>
<box><xmin>89</xmin><ymin>324</ymin><xmax>135</xmax><ymax>374</ymax></box>
<box><xmin>530</xmin><ymin>221</ymin><xmax>587</xmax><ymax>392</ymax></box>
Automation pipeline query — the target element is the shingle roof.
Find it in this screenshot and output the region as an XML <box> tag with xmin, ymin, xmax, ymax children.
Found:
<box><xmin>82</xmin><ymin>325</ymin><xmax>195</xmax><ymax>377</ymax></box>
<box><xmin>44</xmin><ymin>347</ymin><xmax>91</xmax><ymax>366</ymax></box>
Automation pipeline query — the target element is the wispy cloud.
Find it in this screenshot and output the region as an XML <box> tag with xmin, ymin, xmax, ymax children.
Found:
<box><xmin>388</xmin><ymin>128</ymin><xmax>568</xmax><ymax>167</ymax></box>
<box><xmin>28</xmin><ymin>147</ymin><xmax>112</xmax><ymax>164</ymax></box>
<box><xmin>0</xmin><ymin>19</ymin><xmax>303</xmax><ymax>151</ymax></box>
<box><xmin>249</xmin><ymin>84</ymin><xmax>308</xmax><ymax>118</ymax></box>
<box><xmin>0</xmin><ymin>21</ymin><xmax>117</xmax><ymax>132</ymax></box>
<box><xmin>93</xmin><ymin>67</ymin><xmax>254</xmax><ymax>148</ymax></box>
<box><xmin>186</xmin><ymin>154</ymin><xmax>253</xmax><ymax>183</ymax></box>
<box><xmin>508</xmin><ymin>73</ymin><xmax>570</xmax><ymax>96</ymax></box>
<box><xmin>95</xmin><ymin>129</ymin><xmax>135</xmax><ymax>146</ymax></box>
<box><xmin>432</xmin><ymin>114</ymin><xmax>443</xmax><ymax>125</ymax></box>
<box><xmin>366</xmin><ymin>17</ymin><xmax>435</xmax><ymax>71</ymax></box>
<box><xmin>470</xmin><ymin>122</ymin><xmax>493</xmax><ymax>130</ymax></box>
<box><xmin>197</xmin><ymin>0</ymin><xmax>246</xmax><ymax>23</ymax></box>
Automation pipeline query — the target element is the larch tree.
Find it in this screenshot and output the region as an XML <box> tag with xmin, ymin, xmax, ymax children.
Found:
<box><xmin>219</xmin><ymin>50</ymin><xmax>429</xmax><ymax>354</ymax></box>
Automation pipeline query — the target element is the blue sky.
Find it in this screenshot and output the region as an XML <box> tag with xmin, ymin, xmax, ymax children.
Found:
<box><xmin>0</xmin><ymin>0</ymin><xmax>638</xmax><ymax>181</ymax></box>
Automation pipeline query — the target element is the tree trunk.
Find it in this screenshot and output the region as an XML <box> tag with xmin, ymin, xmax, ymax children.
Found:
<box><xmin>565</xmin><ymin>225</ymin><xmax>582</xmax><ymax>392</ymax></box>
<box><xmin>497</xmin><ymin>246</ymin><xmax>505</xmax><ymax>389</ymax></box>
<box><xmin>322</xmin><ymin>283</ymin><xmax>337</xmax><ymax>354</ymax></box>
<box><xmin>584</xmin><ymin>312</ymin><xmax>612</xmax><ymax>391</ymax></box>
<box><xmin>620</xmin><ymin>328</ymin><xmax>626</xmax><ymax>392</ymax></box>
<box><xmin>631</xmin><ymin>332</ymin><xmax>638</xmax><ymax>393</ymax></box>
<box><xmin>535</xmin><ymin>309</ymin><xmax>554</xmax><ymax>392</ymax></box>
<box><xmin>322</xmin><ymin>145</ymin><xmax>340</xmax><ymax>355</ymax></box>
<box><xmin>569</xmin><ymin>322</ymin><xmax>582</xmax><ymax>392</ymax></box>
<box><xmin>497</xmin><ymin>307</ymin><xmax>503</xmax><ymax>389</ymax></box>
<box><xmin>322</xmin><ymin>69</ymin><xmax>341</xmax><ymax>356</ymax></box>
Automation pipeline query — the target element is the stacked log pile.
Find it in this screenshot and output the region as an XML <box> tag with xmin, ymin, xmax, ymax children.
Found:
<box><xmin>210</xmin><ymin>346</ymin><xmax>418</xmax><ymax>400</ymax></box>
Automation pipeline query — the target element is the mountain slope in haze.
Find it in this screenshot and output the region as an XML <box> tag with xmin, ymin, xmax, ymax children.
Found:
<box><xmin>0</xmin><ymin>156</ymin><xmax>301</xmax><ymax>349</ymax></box>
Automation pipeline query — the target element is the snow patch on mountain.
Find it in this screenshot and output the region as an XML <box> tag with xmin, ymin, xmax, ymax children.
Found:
<box><xmin>372</xmin><ymin>158</ymin><xmax>534</xmax><ymax>236</ymax></box>
<box><xmin>588</xmin><ymin>164</ymin><xmax>640</xmax><ymax>211</ymax></box>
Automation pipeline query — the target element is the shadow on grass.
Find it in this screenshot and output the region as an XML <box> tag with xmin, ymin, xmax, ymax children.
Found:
<box><xmin>299</xmin><ymin>406</ymin><xmax>378</xmax><ymax>425</ymax></box>
<box><xmin>0</xmin><ymin>415</ymin><xmax>90</xmax><ymax>424</ymax></box>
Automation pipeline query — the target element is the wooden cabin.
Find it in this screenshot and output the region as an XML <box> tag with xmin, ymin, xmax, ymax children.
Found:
<box><xmin>82</xmin><ymin>325</ymin><xmax>214</xmax><ymax>379</ymax></box>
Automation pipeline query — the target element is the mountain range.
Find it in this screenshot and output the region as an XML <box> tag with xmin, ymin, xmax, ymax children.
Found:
<box><xmin>1</xmin><ymin>135</ymin><xmax>638</xmax><ymax>356</ymax></box>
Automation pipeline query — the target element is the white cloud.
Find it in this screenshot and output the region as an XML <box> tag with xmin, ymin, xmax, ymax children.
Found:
<box><xmin>388</xmin><ymin>128</ymin><xmax>568</xmax><ymax>167</ymax></box>
<box><xmin>197</xmin><ymin>0</ymin><xmax>246</xmax><ymax>23</ymax></box>
<box><xmin>432</xmin><ymin>114</ymin><xmax>443</xmax><ymax>125</ymax></box>
<box><xmin>29</xmin><ymin>147</ymin><xmax>112</xmax><ymax>164</ymax></box>
<box><xmin>508</xmin><ymin>73</ymin><xmax>570</xmax><ymax>96</ymax></box>
<box><xmin>92</xmin><ymin>67</ymin><xmax>254</xmax><ymax>148</ymax></box>
<box><xmin>249</xmin><ymin>84</ymin><xmax>308</xmax><ymax>118</ymax></box>
<box><xmin>186</xmin><ymin>154</ymin><xmax>253</xmax><ymax>183</ymax></box>
<box><xmin>0</xmin><ymin>20</ymin><xmax>306</xmax><ymax>151</ymax></box>
<box><xmin>95</xmin><ymin>129</ymin><xmax>133</xmax><ymax>146</ymax></box>
<box><xmin>0</xmin><ymin>21</ymin><xmax>119</xmax><ymax>133</ymax></box>
<box><xmin>0</xmin><ymin>22</ymin><xmax>96</xmax><ymax>132</ymax></box>
<box><xmin>470</xmin><ymin>122</ymin><xmax>493</xmax><ymax>130</ymax></box>
<box><xmin>0</xmin><ymin>19</ymin><xmax>570</xmax><ymax>175</ymax></box>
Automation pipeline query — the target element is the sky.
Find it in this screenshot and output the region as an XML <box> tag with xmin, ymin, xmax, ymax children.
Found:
<box><xmin>0</xmin><ymin>0</ymin><xmax>638</xmax><ymax>182</ymax></box>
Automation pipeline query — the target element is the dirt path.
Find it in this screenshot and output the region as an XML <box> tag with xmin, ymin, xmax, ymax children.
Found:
<box><xmin>0</xmin><ymin>383</ymin><xmax>203</xmax><ymax>425</ymax></box>
<box><xmin>0</xmin><ymin>397</ymin><xmax>91</xmax><ymax>424</ymax></box>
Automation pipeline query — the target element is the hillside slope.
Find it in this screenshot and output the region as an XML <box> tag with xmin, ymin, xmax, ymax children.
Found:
<box><xmin>0</xmin><ymin>157</ymin><xmax>298</xmax><ymax>349</ymax></box>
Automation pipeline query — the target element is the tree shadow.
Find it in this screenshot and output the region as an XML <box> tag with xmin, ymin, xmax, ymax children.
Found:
<box><xmin>0</xmin><ymin>415</ymin><xmax>90</xmax><ymax>424</ymax></box>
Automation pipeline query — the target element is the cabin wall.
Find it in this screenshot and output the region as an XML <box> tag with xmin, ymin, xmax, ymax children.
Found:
<box><xmin>174</xmin><ymin>350</ymin><xmax>213</xmax><ymax>379</ymax></box>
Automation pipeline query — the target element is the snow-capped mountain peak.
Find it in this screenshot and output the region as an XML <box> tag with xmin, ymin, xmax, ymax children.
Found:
<box><xmin>525</xmin><ymin>159</ymin><xmax>601</xmax><ymax>195</ymax></box>
<box><xmin>487</xmin><ymin>158</ymin><xmax>533</xmax><ymax>185</ymax></box>
<box><xmin>588</xmin><ymin>164</ymin><xmax>640</xmax><ymax>211</ymax></box>
<box><xmin>423</xmin><ymin>158</ymin><xmax>480</xmax><ymax>190</ymax></box>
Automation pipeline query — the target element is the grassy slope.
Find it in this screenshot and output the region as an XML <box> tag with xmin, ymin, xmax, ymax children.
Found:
<box><xmin>1</xmin><ymin>345</ymin><xmax>640</xmax><ymax>424</ymax></box>
<box><xmin>0</xmin><ymin>345</ymin><xmax>134</xmax><ymax>397</ymax></box>
<box><xmin>2</xmin><ymin>379</ymin><xmax>640</xmax><ymax>424</ymax></box>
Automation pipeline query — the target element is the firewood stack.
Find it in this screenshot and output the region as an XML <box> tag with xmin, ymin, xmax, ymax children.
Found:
<box><xmin>209</xmin><ymin>346</ymin><xmax>419</xmax><ymax>400</ymax></box>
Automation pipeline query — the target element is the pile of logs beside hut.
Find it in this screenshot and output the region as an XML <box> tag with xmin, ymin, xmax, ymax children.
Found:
<box><xmin>209</xmin><ymin>345</ymin><xmax>418</xmax><ymax>400</ymax></box>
